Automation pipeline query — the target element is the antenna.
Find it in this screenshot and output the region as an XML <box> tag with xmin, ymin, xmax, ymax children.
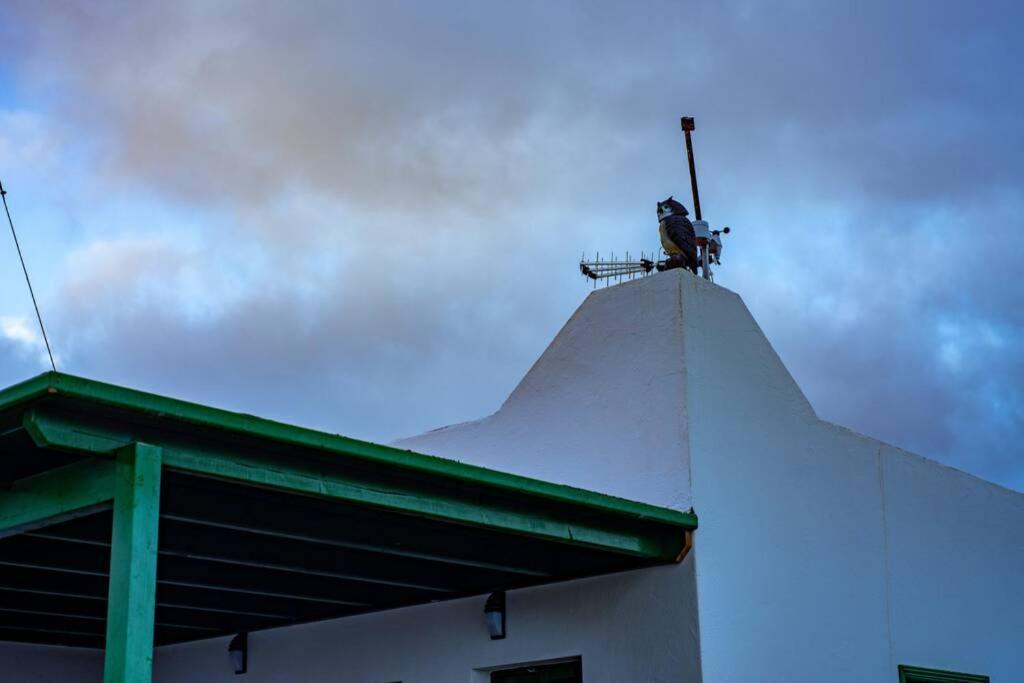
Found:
<box><xmin>576</xmin><ymin>116</ymin><xmax>733</xmax><ymax>287</ymax></box>
<box><xmin>680</xmin><ymin>117</ymin><xmax>701</xmax><ymax>221</ymax></box>
<box><xmin>1</xmin><ymin>179</ymin><xmax>57</xmax><ymax>371</ymax></box>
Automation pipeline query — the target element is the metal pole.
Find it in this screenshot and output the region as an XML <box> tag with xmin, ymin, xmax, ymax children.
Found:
<box><xmin>680</xmin><ymin>117</ymin><xmax>702</xmax><ymax>222</ymax></box>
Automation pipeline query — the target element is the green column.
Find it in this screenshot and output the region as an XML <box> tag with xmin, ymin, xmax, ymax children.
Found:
<box><xmin>104</xmin><ymin>443</ymin><xmax>162</xmax><ymax>683</ymax></box>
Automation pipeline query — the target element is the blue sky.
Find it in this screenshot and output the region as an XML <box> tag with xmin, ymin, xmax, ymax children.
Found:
<box><xmin>1</xmin><ymin>1</ymin><xmax>1022</xmax><ymax>491</ymax></box>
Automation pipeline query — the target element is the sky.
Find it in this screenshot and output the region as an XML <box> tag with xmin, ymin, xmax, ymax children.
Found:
<box><xmin>0</xmin><ymin>1</ymin><xmax>1021</xmax><ymax>491</ymax></box>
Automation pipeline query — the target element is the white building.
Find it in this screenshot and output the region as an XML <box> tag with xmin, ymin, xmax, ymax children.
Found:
<box><xmin>1</xmin><ymin>269</ymin><xmax>1020</xmax><ymax>682</ymax></box>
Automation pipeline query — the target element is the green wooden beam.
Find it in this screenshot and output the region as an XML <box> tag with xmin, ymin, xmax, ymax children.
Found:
<box><xmin>103</xmin><ymin>443</ymin><xmax>162</xmax><ymax>683</ymax></box>
<box><xmin>0</xmin><ymin>459</ymin><xmax>114</xmax><ymax>539</ymax></box>
<box><xmin>25</xmin><ymin>408</ymin><xmax>688</xmax><ymax>561</ymax></box>
<box><xmin>898</xmin><ymin>665</ymin><xmax>989</xmax><ymax>683</ymax></box>
<box><xmin>0</xmin><ymin>373</ymin><xmax>53</xmax><ymax>414</ymax></box>
<box><xmin>6</xmin><ymin>371</ymin><xmax>697</xmax><ymax>530</ymax></box>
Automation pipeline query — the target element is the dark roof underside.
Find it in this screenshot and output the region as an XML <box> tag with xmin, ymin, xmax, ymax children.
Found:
<box><xmin>0</xmin><ymin>373</ymin><xmax>695</xmax><ymax>648</ymax></box>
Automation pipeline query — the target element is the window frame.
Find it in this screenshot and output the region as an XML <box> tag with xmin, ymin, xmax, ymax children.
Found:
<box><xmin>490</xmin><ymin>658</ymin><xmax>583</xmax><ymax>683</ymax></box>
<box><xmin>898</xmin><ymin>664</ymin><xmax>989</xmax><ymax>683</ymax></box>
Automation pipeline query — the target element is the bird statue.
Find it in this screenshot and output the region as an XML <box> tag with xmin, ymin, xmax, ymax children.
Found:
<box><xmin>656</xmin><ymin>196</ymin><xmax>698</xmax><ymax>274</ymax></box>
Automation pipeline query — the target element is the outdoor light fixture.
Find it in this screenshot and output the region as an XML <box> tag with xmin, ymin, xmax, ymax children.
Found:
<box><xmin>484</xmin><ymin>591</ymin><xmax>506</xmax><ymax>640</ymax></box>
<box><xmin>228</xmin><ymin>632</ymin><xmax>248</xmax><ymax>675</ymax></box>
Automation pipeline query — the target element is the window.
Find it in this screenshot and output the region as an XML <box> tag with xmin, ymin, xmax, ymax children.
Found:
<box><xmin>491</xmin><ymin>659</ymin><xmax>582</xmax><ymax>683</ymax></box>
<box><xmin>898</xmin><ymin>665</ymin><xmax>989</xmax><ymax>683</ymax></box>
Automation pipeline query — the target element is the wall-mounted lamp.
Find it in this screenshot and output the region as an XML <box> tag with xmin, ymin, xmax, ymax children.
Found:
<box><xmin>484</xmin><ymin>591</ymin><xmax>506</xmax><ymax>640</ymax></box>
<box><xmin>228</xmin><ymin>632</ymin><xmax>248</xmax><ymax>675</ymax></box>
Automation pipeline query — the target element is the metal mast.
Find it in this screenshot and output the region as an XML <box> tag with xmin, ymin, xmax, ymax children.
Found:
<box><xmin>680</xmin><ymin>116</ymin><xmax>702</xmax><ymax>221</ymax></box>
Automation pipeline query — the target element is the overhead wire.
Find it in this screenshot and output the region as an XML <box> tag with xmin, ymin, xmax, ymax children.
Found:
<box><xmin>1</xmin><ymin>179</ymin><xmax>57</xmax><ymax>371</ymax></box>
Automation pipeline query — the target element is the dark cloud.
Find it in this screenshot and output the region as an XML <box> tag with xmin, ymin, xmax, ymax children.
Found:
<box><xmin>1</xmin><ymin>0</ymin><xmax>1022</xmax><ymax>489</ymax></box>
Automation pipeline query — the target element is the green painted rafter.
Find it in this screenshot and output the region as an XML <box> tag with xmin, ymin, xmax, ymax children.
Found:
<box><xmin>0</xmin><ymin>458</ymin><xmax>114</xmax><ymax>539</ymax></box>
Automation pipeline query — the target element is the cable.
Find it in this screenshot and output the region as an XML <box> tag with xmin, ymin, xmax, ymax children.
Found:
<box><xmin>1</xmin><ymin>179</ymin><xmax>57</xmax><ymax>372</ymax></box>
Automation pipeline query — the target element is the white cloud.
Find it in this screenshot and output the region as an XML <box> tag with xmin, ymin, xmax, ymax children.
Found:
<box><xmin>0</xmin><ymin>316</ymin><xmax>38</xmax><ymax>346</ymax></box>
<box><xmin>2</xmin><ymin>0</ymin><xmax>1022</xmax><ymax>490</ymax></box>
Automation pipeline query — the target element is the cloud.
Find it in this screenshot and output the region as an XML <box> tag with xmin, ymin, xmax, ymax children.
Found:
<box><xmin>11</xmin><ymin>2</ymin><xmax>649</xmax><ymax>217</ymax></box>
<box><xmin>1</xmin><ymin>316</ymin><xmax>38</xmax><ymax>347</ymax></box>
<box><xmin>0</xmin><ymin>316</ymin><xmax>54</xmax><ymax>371</ymax></box>
<box><xmin>2</xmin><ymin>0</ymin><xmax>1022</xmax><ymax>489</ymax></box>
<box><xmin>737</xmin><ymin>192</ymin><xmax>1024</xmax><ymax>487</ymax></box>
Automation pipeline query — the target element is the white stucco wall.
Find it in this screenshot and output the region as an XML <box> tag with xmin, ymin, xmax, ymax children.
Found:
<box><xmin>690</xmin><ymin>421</ymin><xmax>1024</xmax><ymax>682</ymax></box>
<box><xmin>674</xmin><ymin>269</ymin><xmax>1024</xmax><ymax>682</ymax></box>
<box><xmin>149</xmin><ymin>559</ymin><xmax>701</xmax><ymax>683</ymax></box>
<box><xmin>676</xmin><ymin>272</ymin><xmax>893</xmax><ymax>680</ymax></box>
<box><xmin>882</xmin><ymin>444</ymin><xmax>1024</xmax><ymax>678</ymax></box>
<box><xmin>0</xmin><ymin>641</ymin><xmax>102</xmax><ymax>681</ymax></box>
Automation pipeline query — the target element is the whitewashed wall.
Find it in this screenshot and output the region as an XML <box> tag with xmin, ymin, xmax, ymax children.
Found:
<box><xmin>882</xmin><ymin>444</ymin><xmax>1024</xmax><ymax>677</ymax></box>
<box><xmin>0</xmin><ymin>641</ymin><xmax>102</xmax><ymax>681</ymax></box>
<box><xmin>677</xmin><ymin>271</ymin><xmax>1024</xmax><ymax>682</ymax></box>
<box><xmin>150</xmin><ymin>559</ymin><xmax>701</xmax><ymax>683</ymax></box>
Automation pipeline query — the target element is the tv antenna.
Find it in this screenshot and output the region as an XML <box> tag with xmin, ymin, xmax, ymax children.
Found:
<box><xmin>578</xmin><ymin>116</ymin><xmax>733</xmax><ymax>286</ymax></box>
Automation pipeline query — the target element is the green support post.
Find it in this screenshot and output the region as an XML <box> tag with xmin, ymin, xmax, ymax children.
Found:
<box><xmin>103</xmin><ymin>443</ymin><xmax>162</xmax><ymax>683</ymax></box>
